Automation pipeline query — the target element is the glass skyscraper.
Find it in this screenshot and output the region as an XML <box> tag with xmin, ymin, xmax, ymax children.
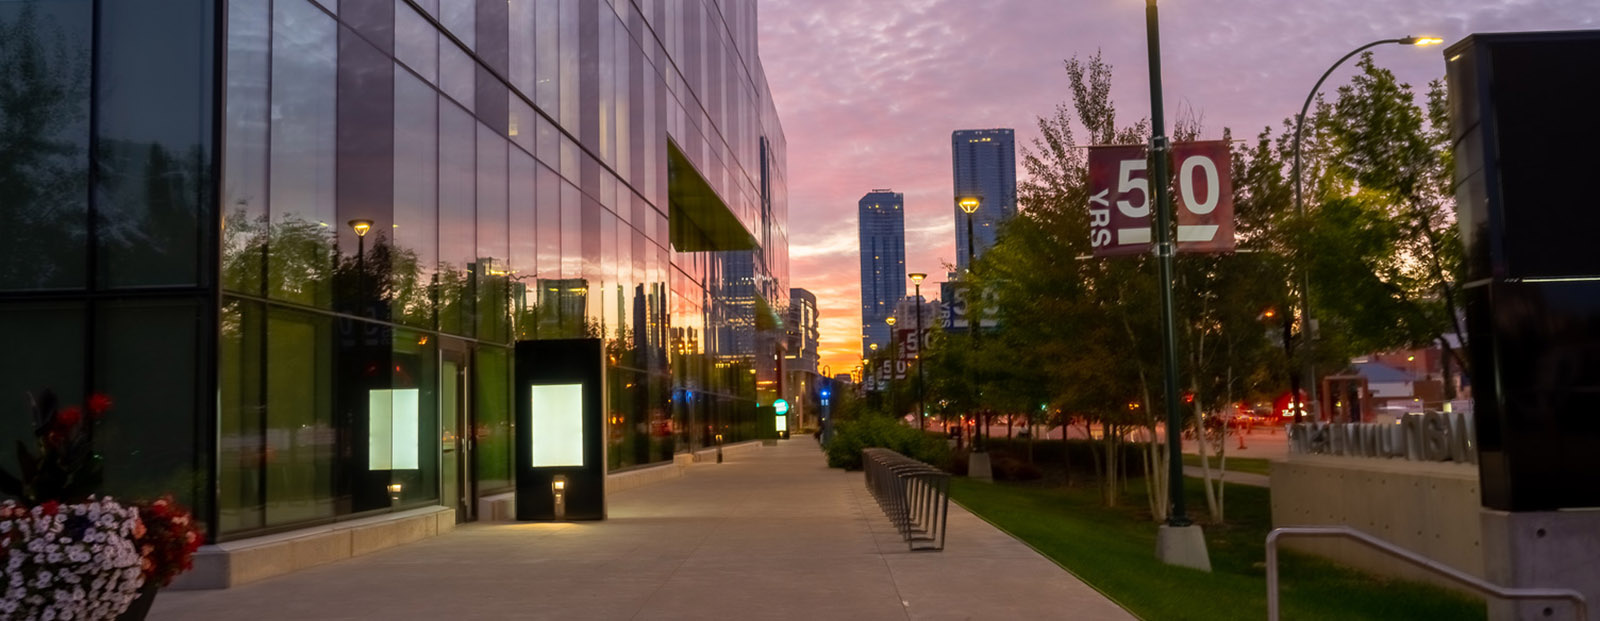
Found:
<box><xmin>951</xmin><ymin>128</ymin><xmax>1017</xmax><ymax>271</ymax></box>
<box><xmin>0</xmin><ymin>0</ymin><xmax>787</xmax><ymax>554</ymax></box>
<box><xmin>858</xmin><ymin>189</ymin><xmax>905</xmax><ymax>357</ymax></box>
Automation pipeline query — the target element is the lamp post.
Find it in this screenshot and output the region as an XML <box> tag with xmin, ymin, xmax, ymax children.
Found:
<box><xmin>886</xmin><ymin>316</ymin><xmax>898</xmax><ymax>419</ymax></box>
<box><xmin>957</xmin><ymin>197</ymin><xmax>991</xmax><ymax>479</ymax></box>
<box><xmin>1141</xmin><ymin>0</ymin><xmax>1211</xmax><ymax>570</ymax></box>
<box><xmin>1289</xmin><ymin>35</ymin><xmax>1441</xmax><ymax>423</ymax></box>
<box><xmin>910</xmin><ymin>272</ymin><xmax>928</xmax><ymax>431</ymax></box>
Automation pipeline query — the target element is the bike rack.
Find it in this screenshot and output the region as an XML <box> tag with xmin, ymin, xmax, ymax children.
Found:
<box><xmin>863</xmin><ymin>448</ymin><xmax>951</xmax><ymax>551</ymax></box>
<box><xmin>1266</xmin><ymin>526</ymin><xmax>1587</xmax><ymax>621</ymax></box>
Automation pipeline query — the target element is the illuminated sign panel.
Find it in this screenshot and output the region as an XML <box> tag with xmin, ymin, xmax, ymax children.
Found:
<box><xmin>775</xmin><ymin>412</ymin><xmax>788</xmax><ymax>433</ymax></box>
<box><xmin>368</xmin><ymin>389</ymin><xmax>420</xmax><ymax>470</ymax></box>
<box><xmin>530</xmin><ymin>384</ymin><xmax>585</xmax><ymax>467</ymax></box>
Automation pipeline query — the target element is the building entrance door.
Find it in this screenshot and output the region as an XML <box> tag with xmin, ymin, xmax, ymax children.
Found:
<box><xmin>441</xmin><ymin>347</ymin><xmax>475</xmax><ymax>522</ymax></box>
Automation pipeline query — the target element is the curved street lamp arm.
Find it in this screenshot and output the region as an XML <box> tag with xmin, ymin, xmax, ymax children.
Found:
<box><xmin>1292</xmin><ymin>38</ymin><xmax>1406</xmax><ymax>214</ymax></box>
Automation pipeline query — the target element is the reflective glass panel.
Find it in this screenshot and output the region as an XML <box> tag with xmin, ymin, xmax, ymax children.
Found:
<box><xmin>268</xmin><ymin>0</ymin><xmax>337</xmax><ymax>307</ymax></box>
<box><xmin>392</xmin><ymin>68</ymin><xmax>438</xmax><ymax>329</ymax></box>
<box><xmin>223</xmin><ymin>0</ymin><xmax>270</xmax><ymax>295</ymax></box>
<box><xmin>0</xmin><ymin>3</ymin><xmax>90</xmax><ymax>291</ymax></box>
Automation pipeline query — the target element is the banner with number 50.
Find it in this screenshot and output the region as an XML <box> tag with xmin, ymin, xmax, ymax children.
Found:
<box><xmin>1087</xmin><ymin>145</ymin><xmax>1152</xmax><ymax>258</ymax></box>
<box><xmin>1172</xmin><ymin>141</ymin><xmax>1235</xmax><ymax>253</ymax></box>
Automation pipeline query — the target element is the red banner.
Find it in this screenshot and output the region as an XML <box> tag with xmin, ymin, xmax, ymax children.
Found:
<box><xmin>1172</xmin><ymin>141</ymin><xmax>1235</xmax><ymax>253</ymax></box>
<box><xmin>1087</xmin><ymin>145</ymin><xmax>1152</xmax><ymax>257</ymax></box>
<box><xmin>894</xmin><ymin>328</ymin><xmax>919</xmax><ymax>379</ymax></box>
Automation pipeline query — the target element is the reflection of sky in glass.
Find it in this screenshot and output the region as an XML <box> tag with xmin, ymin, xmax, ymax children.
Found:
<box><xmin>269</xmin><ymin>0</ymin><xmax>335</xmax><ymax>230</ymax></box>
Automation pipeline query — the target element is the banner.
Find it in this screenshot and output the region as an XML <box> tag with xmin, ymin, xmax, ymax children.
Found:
<box><xmin>1172</xmin><ymin>140</ymin><xmax>1235</xmax><ymax>253</ymax></box>
<box><xmin>894</xmin><ymin>328</ymin><xmax>919</xmax><ymax>380</ymax></box>
<box><xmin>1087</xmin><ymin>145</ymin><xmax>1152</xmax><ymax>257</ymax></box>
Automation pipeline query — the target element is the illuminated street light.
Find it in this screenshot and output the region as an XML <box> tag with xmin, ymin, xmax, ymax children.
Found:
<box><xmin>1290</xmin><ymin>35</ymin><xmax>1440</xmax><ymax>423</ymax></box>
<box><xmin>348</xmin><ymin>219</ymin><xmax>374</xmax><ymax>237</ymax></box>
<box><xmin>909</xmin><ymin>272</ymin><xmax>928</xmax><ymax>430</ymax></box>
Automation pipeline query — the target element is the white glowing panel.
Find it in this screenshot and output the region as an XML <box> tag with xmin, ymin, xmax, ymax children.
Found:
<box><xmin>368</xmin><ymin>389</ymin><xmax>420</xmax><ymax>470</ymax></box>
<box><xmin>775</xmin><ymin>414</ymin><xmax>788</xmax><ymax>432</ymax></box>
<box><xmin>531</xmin><ymin>383</ymin><xmax>585</xmax><ymax>467</ymax></box>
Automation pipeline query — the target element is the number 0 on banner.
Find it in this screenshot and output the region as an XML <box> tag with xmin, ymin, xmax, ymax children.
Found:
<box><xmin>1172</xmin><ymin>140</ymin><xmax>1235</xmax><ymax>253</ymax></box>
<box><xmin>1086</xmin><ymin>141</ymin><xmax>1234</xmax><ymax>256</ymax></box>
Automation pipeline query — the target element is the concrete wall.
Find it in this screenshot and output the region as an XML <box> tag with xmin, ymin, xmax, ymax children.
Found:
<box><xmin>1270</xmin><ymin>455</ymin><xmax>1483</xmax><ymax>595</ymax></box>
<box><xmin>174</xmin><ymin>506</ymin><xmax>455</xmax><ymax>590</ymax></box>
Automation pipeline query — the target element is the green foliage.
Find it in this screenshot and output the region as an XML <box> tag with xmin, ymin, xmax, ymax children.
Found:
<box><xmin>0</xmin><ymin>391</ymin><xmax>106</xmax><ymax>506</ymax></box>
<box><xmin>824</xmin><ymin>415</ymin><xmax>950</xmax><ymax>471</ymax></box>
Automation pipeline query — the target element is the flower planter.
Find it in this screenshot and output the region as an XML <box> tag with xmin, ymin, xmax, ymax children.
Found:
<box><xmin>0</xmin><ymin>498</ymin><xmax>146</xmax><ymax>620</ymax></box>
<box><xmin>115</xmin><ymin>582</ymin><xmax>160</xmax><ymax>621</ymax></box>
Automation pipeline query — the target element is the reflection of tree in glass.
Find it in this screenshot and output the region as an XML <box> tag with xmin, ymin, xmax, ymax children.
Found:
<box><xmin>0</xmin><ymin>4</ymin><xmax>89</xmax><ymax>289</ymax></box>
<box><xmin>95</xmin><ymin>139</ymin><xmax>208</xmax><ymax>277</ymax></box>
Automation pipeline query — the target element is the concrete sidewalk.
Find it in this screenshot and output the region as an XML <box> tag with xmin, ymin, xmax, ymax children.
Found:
<box><xmin>154</xmin><ymin>440</ymin><xmax>1134</xmax><ymax>620</ymax></box>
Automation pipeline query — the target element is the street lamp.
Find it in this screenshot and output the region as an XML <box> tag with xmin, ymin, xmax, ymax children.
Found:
<box><xmin>909</xmin><ymin>272</ymin><xmax>928</xmax><ymax>431</ymax></box>
<box><xmin>1290</xmin><ymin>35</ymin><xmax>1441</xmax><ymax>422</ymax></box>
<box><xmin>886</xmin><ymin>316</ymin><xmax>898</xmax><ymax>419</ymax></box>
<box><xmin>956</xmin><ymin>197</ymin><xmax>986</xmax><ymax>455</ymax></box>
<box><xmin>958</xmin><ymin>197</ymin><xmax>981</xmax><ymax>272</ymax></box>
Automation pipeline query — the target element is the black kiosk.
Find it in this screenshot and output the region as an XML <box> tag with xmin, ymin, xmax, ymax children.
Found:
<box><xmin>514</xmin><ymin>338</ymin><xmax>606</xmax><ymax>521</ymax></box>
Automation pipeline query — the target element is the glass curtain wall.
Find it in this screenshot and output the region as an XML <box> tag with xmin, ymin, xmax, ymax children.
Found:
<box><xmin>210</xmin><ymin>0</ymin><xmax>787</xmax><ymax>538</ymax></box>
<box><xmin>0</xmin><ymin>0</ymin><xmax>217</xmax><ymax>531</ymax></box>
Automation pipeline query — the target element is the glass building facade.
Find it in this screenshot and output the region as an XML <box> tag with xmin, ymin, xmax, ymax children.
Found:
<box><xmin>0</xmin><ymin>0</ymin><xmax>787</xmax><ymax>542</ymax></box>
<box><xmin>951</xmin><ymin>128</ymin><xmax>1016</xmax><ymax>272</ymax></box>
<box><xmin>858</xmin><ymin>190</ymin><xmax>904</xmax><ymax>357</ymax></box>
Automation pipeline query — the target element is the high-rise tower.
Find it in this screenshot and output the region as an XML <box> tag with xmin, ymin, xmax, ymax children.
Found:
<box><xmin>859</xmin><ymin>190</ymin><xmax>906</xmax><ymax>357</ymax></box>
<box><xmin>951</xmin><ymin>129</ymin><xmax>1017</xmax><ymax>271</ymax></box>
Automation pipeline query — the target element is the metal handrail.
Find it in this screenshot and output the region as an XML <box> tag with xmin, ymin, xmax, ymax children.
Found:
<box><xmin>1267</xmin><ymin>526</ymin><xmax>1587</xmax><ymax>621</ymax></box>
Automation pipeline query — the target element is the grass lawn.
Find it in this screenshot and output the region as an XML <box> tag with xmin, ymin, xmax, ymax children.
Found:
<box><xmin>1181</xmin><ymin>453</ymin><xmax>1274</xmax><ymax>477</ymax></box>
<box><xmin>949</xmin><ymin>477</ymin><xmax>1484</xmax><ymax>620</ymax></box>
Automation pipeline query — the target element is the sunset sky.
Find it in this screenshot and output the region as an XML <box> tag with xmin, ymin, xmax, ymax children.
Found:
<box><xmin>757</xmin><ymin>0</ymin><xmax>1596</xmax><ymax>376</ymax></box>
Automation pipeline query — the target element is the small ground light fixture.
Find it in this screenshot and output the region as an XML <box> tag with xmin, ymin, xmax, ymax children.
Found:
<box><xmin>552</xmin><ymin>475</ymin><xmax>567</xmax><ymax>520</ymax></box>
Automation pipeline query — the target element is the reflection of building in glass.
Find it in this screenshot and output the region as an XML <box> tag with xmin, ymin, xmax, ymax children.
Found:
<box><xmin>0</xmin><ymin>0</ymin><xmax>786</xmax><ymax>571</ymax></box>
<box><xmin>859</xmin><ymin>190</ymin><xmax>906</xmax><ymax>356</ymax></box>
<box><xmin>951</xmin><ymin>129</ymin><xmax>1017</xmax><ymax>272</ymax></box>
<box><xmin>536</xmin><ymin>278</ymin><xmax>590</xmax><ymax>334</ymax></box>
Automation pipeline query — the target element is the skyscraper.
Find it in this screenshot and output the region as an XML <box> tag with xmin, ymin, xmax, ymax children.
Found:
<box><xmin>786</xmin><ymin>288</ymin><xmax>821</xmax><ymax>376</ymax></box>
<box><xmin>951</xmin><ymin>129</ymin><xmax>1018</xmax><ymax>271</ymax></box>
<box><xmin>859</xmin><ymin>190</ymin><xmax>906</xmax><ymax>357</ymax></box>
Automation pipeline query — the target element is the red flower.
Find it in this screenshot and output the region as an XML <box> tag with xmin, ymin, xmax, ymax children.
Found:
<box><xmin>39</xmin><ymin>501</ymin><xmax>59</xmax><ymax>516</ymax></box>
<box><xmin>87</xmin><ymin>393</ymin><xmax>113</xmax><ymax>418</ymax></box>
<box><xmin>55</xmin><ymin>406</ymin><xmax>82</xmax><ymax>429</ymax></box>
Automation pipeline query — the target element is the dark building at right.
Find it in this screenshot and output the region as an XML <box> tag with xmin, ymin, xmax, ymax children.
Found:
<box><xmin>950</xmin><ymin>128</ymin><xmax>1016</xmax><ymax>272</ymax></box>
<box><xmin>1448</xmin><ymin>29</ymin><xmax>1600</xmax><ymax>620</ymax></box>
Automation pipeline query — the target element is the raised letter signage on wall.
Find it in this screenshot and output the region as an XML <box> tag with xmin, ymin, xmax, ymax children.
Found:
<box><xmin>1172</xmin><ymin>141</ymin><xmax>1235</xmax><ymax>253</ymax></box>
<box><xmin>1088</xmin><ymin>145</ymin><xmax>1152</xmax><ymax>257</ymax></box>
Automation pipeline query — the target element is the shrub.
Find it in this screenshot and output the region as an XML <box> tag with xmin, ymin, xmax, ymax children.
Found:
<box><xmin>991</xmin><ymin>455</ymin><xmax>1043</xmax><ymax>481</ymax></box>
<box><xmin>826</xmin><ymin>416</ymin><xmax>951</xmax><ymax>470</ymax></box>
